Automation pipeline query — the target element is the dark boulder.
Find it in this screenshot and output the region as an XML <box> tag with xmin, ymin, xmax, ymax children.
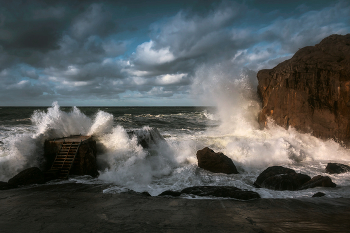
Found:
<box><xmin>158</xmin><ymin>190</ymin><xmax>182</xmax><ymax>197</ymax></box>
<box><xmin>0</xmin><ymin>181</ymin><xmax>17</xmax><ymax>190</ymax></box>
<box><xmin>326</xmin><ymin>163</ymin><xmax>350</xmax><ymax>174</ymax></box>
<box><xmin>196</xmin><ymin>147</ymin><xmax>238</xmax><ymax>174</ymax></box>
<box><xmin>180</xmin><ymin>186</ymin><xmax>260</xmax><ymax>200</ymax></box>
<box><xmin>8</xmin><ymin>167</ymin><xmax>46</xmax><ymax>186</ymax></box>
<box><xmin>254</xmin><ymin>166</ymin><xmax>297</xmax><ymax>188</ymax></box>
<box><xmin>127</xmin><ymin>127</ymin><xmax>166</xmax><ymax>149</ymax></box>
<box><xmin>260</xmin><ymin>173</ymin><xmax>311</xmax><ymax>191</ymax></box>
<box><xmin>257</xmin><ymin>34</ymin><xmax>350</xmax><ymax>144</ymax></box>
<box><xmin>312</xmin><ymin>192</ymin><xmax>326</xmax><ymax>197</ymax></box>
<box><xmin>299</xmin><ymin>175</ymin><xmax>336</xmax><ymax>190</ymax></box>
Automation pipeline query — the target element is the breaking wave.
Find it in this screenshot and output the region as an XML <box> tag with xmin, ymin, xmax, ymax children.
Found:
<box><xmin>1</xmin><ymin>83</ymin><xmax>350</xmax><ymax>197</ymax></box>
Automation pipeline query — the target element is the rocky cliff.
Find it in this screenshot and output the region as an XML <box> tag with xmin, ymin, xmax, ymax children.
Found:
<box><xmin>257</xmin><ymin>34</ymin><xmax>350</xmax><ymax>144</ymax></box>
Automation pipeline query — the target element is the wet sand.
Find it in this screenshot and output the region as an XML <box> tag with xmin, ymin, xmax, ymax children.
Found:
<box><xmin>1</xmin><ymin>183</ymin><xmax>349</xmax><ymax>233</ymax></box>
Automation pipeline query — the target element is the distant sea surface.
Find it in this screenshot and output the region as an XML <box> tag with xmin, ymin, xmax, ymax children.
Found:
<box><xmin>1</xmin><ymin>104</ymin><xmax>350</xmax><ymax>198</ymax></box>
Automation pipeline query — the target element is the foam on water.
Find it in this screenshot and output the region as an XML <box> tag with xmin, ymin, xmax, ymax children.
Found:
<box><xmin>1</xmin><ymin>82</ymin><xmax>350</xmax><ymax>198</ymax></box>
<box><xmin>0</xmin><ymin>102</ymin><xmax>114</xmax><ymax>181</ymax></box>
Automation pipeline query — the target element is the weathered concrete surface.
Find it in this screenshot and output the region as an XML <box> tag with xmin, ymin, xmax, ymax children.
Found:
<box><xmin>44</xmin><ymin>135</ymin><xmax>98</xmax><ymax>177</ymax></box>
<box><xmin>1</xmin><ymin>183</ymin><xmax>350</xmax><ymax>233</ymax></box>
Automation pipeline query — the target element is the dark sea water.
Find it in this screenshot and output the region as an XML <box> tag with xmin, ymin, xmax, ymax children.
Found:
<box><xmin>1</xmin><ymin>103</ymin><xmax>350</xmax><ymax>198</ymax></box>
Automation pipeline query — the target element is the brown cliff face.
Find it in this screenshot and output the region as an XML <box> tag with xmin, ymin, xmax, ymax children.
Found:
<box><xmin>257</xmin><ymin>34</ymin><xmax>350</xmax><ymax>144</ymax></box>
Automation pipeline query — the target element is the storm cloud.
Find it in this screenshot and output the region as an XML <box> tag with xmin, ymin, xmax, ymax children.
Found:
<box><xmin>0</xmin><ymin>0</ymin><xmax>349</xmax><ymax>106</ymax></box>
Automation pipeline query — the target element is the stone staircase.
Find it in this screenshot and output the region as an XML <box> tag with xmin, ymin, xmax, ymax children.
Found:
<box><xmin>48</xmin><ymin>141</ymin><xmax>82</xmax><ymax>179</ymax></box>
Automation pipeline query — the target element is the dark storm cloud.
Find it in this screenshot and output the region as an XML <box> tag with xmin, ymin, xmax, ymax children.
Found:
<box><xmin>0</xmin><ymin>0</ymin><xmax>349</xmax><ymax>105</ymax></box>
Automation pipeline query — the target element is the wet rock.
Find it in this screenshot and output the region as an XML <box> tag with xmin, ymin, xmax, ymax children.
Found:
<box><xmin>299</xmin><ymin>175</ymin><xmax>336</xmax><ymax>190</ymax></box>
<box><xmin>312</xmin><ymin>192</ymin><xmax>326</xmax><ymax>197</ymax></box>
<box><xmin>140</xmin><ymin>192</ymin><xmax>151</xmax><ymax>197</ymax></box>
<box><xmin>126</xmin><ymin>190</ymin><xmax>151</xmax><ymax>196</ymax></box>
<box><xmin>180</xmin><ymin>186</ymin><xmax>260</xmax><ymax>200</ymax></box>
<box><xmin>0</xmin><ymin>181</ymin><xmax>17</xmax><ymax>190</ymax></box>
<box><xmin>257</xmin><ymin>34</ymin><xmax>350</xmax><ymax>144</ymax></box>
<box><xmin>260</xmin><ymin>173</ymin><xmax>311</xmax><ymax>191</ymax></box>
<box><xmin>326</xmin><ymin>163</ymin><xmax>350</xmax><ymax>174</ymax></box>
<box><xmin>8</xmin><ymin>167</ymin><xmax>46</xmax><ymax>186</ymax></box>
<box><xmin>127</xmin><ymin>127</ymin><xmax>166</xmax><ymax>149</ymax></box>
<box><xmin>254</xmin><ymin>166</ymin><xmax>297</xmax><ymax>188</ymax></box>
<box><xmin>196</xmin><ymin>147</ymin><xmax>238</xmax><ymax>174</ymax></box>
<box><xmin>158</xmin><ymin>190</ymin><xmax>182</xmax><ymax>197</ymax></box>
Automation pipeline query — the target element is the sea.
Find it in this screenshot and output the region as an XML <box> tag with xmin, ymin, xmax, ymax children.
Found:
<box><xmin>1</xmin><ymin>102</ymin><xmax>350</xmax><ymax>198</ymax></box>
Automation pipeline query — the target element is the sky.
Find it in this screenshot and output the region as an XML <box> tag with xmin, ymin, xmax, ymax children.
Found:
<box><xmin>0</xmin><ymin>0</ymin><xmax>349</xmax><ymax>106</ymax></box>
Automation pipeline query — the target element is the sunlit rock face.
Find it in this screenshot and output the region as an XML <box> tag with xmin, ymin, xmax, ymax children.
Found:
<box><xmin>257</xmin><ymin>34</ymin><xmax>350</xmax><ymax>144</ymax></box>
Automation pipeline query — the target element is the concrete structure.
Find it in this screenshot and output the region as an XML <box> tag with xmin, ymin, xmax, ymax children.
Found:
<box><xmin>43</xmin><ymin>135</ymin><xmax>98</xmax><ymax>178</ymax></box>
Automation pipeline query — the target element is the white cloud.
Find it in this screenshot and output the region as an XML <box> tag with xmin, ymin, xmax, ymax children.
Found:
<box><xmin>17</xmin><ymin>80</ymin><xmax>29</xmax><ymax>86</ymax></box>
<box><xmin>155</xmin><ymin>73</ymin><xmax>187</xmax><ymax>85</ymax></box>
<box><xmin>134</xmin><ymin>40</ymin><xmax>175</xmax><ymax>65</ymax></box>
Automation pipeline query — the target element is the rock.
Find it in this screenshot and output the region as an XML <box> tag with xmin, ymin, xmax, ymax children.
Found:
<box><xmin>126</xmin><ymin>190</ymin><xmax>151</xmax><ymax>196</ymax></box>
<box><xmin>312</xmin><ymin>192</ymin><xmax>326</xmax><ymax>197</ymax></box>
<box><xmin>127</xmin><ymin>127</ymin><xmax>166</xmax><ymax>149</ymax></box>
<box><xmin>8</xmin><ymin>167</ymin><xmax>46</xmax><ymax>186</ymax></box>
<box><xmin>180</xmin><ymin>186</ymin><xmax>260</xmax><ymax>200</ymax></box>
<box><xmin>326</xmin><ymin>163</ymin><xmax>350</xmax><ymax>174</ymax></box>
<box><xmin>299</xmin><ymin>175</ymin><xmax>336</xmax><ymax>190</ymax></box>
<box><xmin>0</xmin><ymin>181</ymin><xmax>17</xmax><ymax>190</ymax></box>
<box><xmin>158</xmin><ymin>190</ymin><xmax>182</xmax><ymax>197</ymax></box>
<box><xmin>140</xmin><ymin>192</ymin><xmax>151</xmax><ymax>197</ymax></box>
<box><xmin>260</xmin><ymin>173</ymin><xmax>311</xmax><ymax>191</ymax></box>
<box><xmin>43</xmin><ymin>169</ymin><xmax>60</xmax><ymax>182</ymax></box>
<box><xmin>196</xmin><ymin>147</ymin><xmax>238</xmax><ymax>174</ymax></box>
<box><xmin>257</xmin><ymin>34</ymin><xmax>350</xmax><ymax>144</ymax></box>
<box><xmin>254</xmin><ymin>166</ymin><xmax>296</xmax><ymax>188</ymax></box>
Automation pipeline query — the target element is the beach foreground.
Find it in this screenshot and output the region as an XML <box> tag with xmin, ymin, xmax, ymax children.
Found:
<box><xmin>1</xmin><ymin>183</ymin><xmax>349</xmax><ymax>233</ymax></box>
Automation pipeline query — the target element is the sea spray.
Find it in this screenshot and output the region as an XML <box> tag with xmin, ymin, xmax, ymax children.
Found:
<box><xmin>31</xmin><ymin>102</ymin><xmax>92</xmax><ymax>138</ymax></box>
<box><xmin>0</xmin><ymin>103</ymin><xmax>350</xmax><ymax>198</ymax></box>
<box><xmin>97</xmin><ymin>126</ymin><xmax>179</xmax><ymax>192</ymax></box>
<box><xmin>88</xmin><ymin>111</ymin><xmax>114</xmax><ymax>136</ymax></box>
<box><xmin>0</xmin><ymin>102</ymin><xmax>115</xmax><ymax>181</ymax></box>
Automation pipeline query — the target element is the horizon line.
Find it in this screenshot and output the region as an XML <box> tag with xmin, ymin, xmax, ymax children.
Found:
<box><xmin>0</xmin><ymin>105</ymin><xmax>216</xmax><ymax>108</ymax></box>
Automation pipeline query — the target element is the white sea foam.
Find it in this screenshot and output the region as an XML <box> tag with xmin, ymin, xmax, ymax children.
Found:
<box><xmin>96</xmin><ymin>126</ymin><xmax>179</xmax><ymax>193</ymax></box>
<box><xmin>1</xmin><ymin>87</ymin><xmax>350</xmax><ymax>198</ymax></box>
<box><xmin>0</xmin><ymin>102</ymin><xmax>114</xmax><ymax>181</ymax></box>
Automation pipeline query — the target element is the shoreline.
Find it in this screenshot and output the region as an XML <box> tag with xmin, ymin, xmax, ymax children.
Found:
<box><xmin>1</xmin><ymin>183</ymin><xmax>349</xmax><ymax>232</ymax></box>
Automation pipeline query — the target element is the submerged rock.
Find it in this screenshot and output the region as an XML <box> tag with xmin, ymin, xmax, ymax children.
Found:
<box><xmin>127</xmin><ymin>127</ymin><xmax>166</xmax><ymax>149</ymax></box>
<box><xmin>257</xmin><ymin>34</ymin><xmax>350</xmax><ymax>144</ymax></box>
<box><xmin>180</xmin><ymin>186</ymin><xmax>260</xmax><ymax>200</ymax></box>
<box><xmin>8</xmin><ymin>167</ymin><xmax>46</xmax><ymax>186</ymax></box>
<box><xmin>299</xmin><ymin>175</ymin><xmax>336</xmax><ymax>190</ymax></box>
<box><xmin>326</xmin><ymin>163</ymin><xmax>350</xmax><ymax>174</ymax></box>
<box><xmin>196</xmin><ymin>147</ymin><xmax>238</xmax><ymax>174</ymax></box>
